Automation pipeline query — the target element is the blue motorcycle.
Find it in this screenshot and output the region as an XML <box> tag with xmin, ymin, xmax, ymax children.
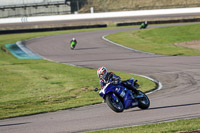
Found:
<box><xmin>94</xmin><ymin>78</ymin><xmax>150</xmax><ymax>112</ymax></box>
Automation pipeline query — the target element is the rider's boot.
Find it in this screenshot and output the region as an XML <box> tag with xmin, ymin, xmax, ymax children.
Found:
<box><xmin>134</xmin><ymin>80</ymin><xmax>139</xmax><ymax>89</ymax></box>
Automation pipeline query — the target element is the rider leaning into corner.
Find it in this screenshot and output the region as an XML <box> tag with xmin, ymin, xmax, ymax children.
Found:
<box><xmin>97</xmin><ymin>66</ymin><xmax>141</xmax><ymax>97</ymax></box>
<box><xmin>70</xmin><ymin>38</ymin><xmax>77</xmax><ymax>49</ymax></box>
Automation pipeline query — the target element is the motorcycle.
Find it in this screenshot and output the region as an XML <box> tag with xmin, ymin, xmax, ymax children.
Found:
<box><xmin>70</xmin><ymin>41</ymin><xmax>77</xmax><ymax>50</ymax></box>
<box><xmin>140</xmin><ymin>22</ymin><xmax>148</xmax><ymax>29</ymax></box>
<box><xmin>94</xmin><ymin>79</ymin><xmax>150</xmax><ymax>112</ymax></box>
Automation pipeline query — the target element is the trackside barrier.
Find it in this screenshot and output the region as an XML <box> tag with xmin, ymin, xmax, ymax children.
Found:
<box><xmin>0</xmin><ymin>7</ymin><xmax>200</xmax><ymax>24</ymax></box>
<box><xmin>0</xmin><ymin>24</ymin><xmax>107</xmax><ymax>34</ymax></box>
<box><xmin>116</xmin><ymin>18</ymin><xmax>200</xmax><ymax>26</ymax></box>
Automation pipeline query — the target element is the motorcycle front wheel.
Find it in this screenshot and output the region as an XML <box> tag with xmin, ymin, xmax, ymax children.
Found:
<box><xmin>70</xmin><ymin>44</ymin><xmax>76</xmax><ymax>50</ymax></box>
<box><xmin>70</xmin><ymin>46</ymin><xmax>75</xmax><ymax>50</ymax></box>
<box><xmin>106</xmin><ymin>94</ymin><xmax>124</xmax><ymax>113</ymax></box>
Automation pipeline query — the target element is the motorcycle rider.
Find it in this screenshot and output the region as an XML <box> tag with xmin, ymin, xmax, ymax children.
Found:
<box><xmin>140</xmin><ymin>21</ymin><xmax>148</xmax><ymax>29</ymax></box>
<box><xmin>97</xmin><ymin>66</ymin><xmax>140</xmax><ymax>96</ymax></box>
<box><xmin>70</xmin><ymin>38</ymin><xmax>77</xmax><ymax>49</ymax></box>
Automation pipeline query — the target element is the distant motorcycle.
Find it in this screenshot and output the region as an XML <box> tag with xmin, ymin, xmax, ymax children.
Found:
<box><xmin>70</xmin><ymin>41</ymin><xmax>77</xmax><ymax>50</ymax></box>
<box><xmin>94</xmin><ymin>79</ymin><xmax>150</xmax><ymax>112</ymax></box>
<box><xmin>70</xmin><ymin>38</ymin><xmax>77</xmax><ymax>50</ymax></box>
<box><xmin>140</xmin><ymin>21</ymin><xmax>148</xmax><ymax>29</ymax></box>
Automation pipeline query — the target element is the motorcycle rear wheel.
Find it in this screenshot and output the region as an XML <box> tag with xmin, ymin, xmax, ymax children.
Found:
<box><xmin>106</xmin><ymin>94</ymin><xmax>124</xmax><ymax>112</ymax></box>
<box><xmin>137</xmin><ymin>90</ymin><xmax>150</xmax><ymax>109</ymax></box>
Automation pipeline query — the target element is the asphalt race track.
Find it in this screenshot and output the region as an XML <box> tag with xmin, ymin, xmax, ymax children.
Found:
<box><xmin>0</xmin><ymin>23</ymin><xmax>200</xmax><ymax>132</ymax></box>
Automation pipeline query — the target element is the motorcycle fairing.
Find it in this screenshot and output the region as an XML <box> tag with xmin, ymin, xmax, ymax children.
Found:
<box><xmin>99</xmin><ymin>81</ymin><xmax>137</xmax><ymax>109</ymax></box>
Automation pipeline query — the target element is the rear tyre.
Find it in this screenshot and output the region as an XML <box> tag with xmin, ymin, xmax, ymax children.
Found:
<box><xmin>137</xmin><ymin>91</ymin><xmax>150</xmax><ymax>109</ymax></box>
<box><xmin>106</xmin><ymin>94</ymin><xmax>124</xmax><ymax>112</ymax></box>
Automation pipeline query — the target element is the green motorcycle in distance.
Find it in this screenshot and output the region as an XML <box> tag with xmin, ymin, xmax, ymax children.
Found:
<box><xmin>140</xmin><ymin>21</ymin><xmax>148</xmax><ymax>29</ymax></box>
<box><xmin>70</xmin><ymin>38</ymin><xmax>77</xmax><ymax>50</ymax></box>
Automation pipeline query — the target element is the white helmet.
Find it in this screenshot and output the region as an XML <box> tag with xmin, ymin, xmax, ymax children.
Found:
<box><xmin>97</xmin><ymin>66</ymin><xmax>107</xmax><ymax>79</ymax></box>
<box><xmin>72</xmin><ymin>38</ymin><xmax>76</xmax><ymax>41</ymax></box>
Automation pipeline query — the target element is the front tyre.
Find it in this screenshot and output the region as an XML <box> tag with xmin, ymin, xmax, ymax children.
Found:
<box><xmin>70</xmin><ymin>45</ymin><xmax>75</xmax><ymax>50</ymax></box>
<box><xmin>106</xmin><ymin>94</ymin><xmax>124</xmax><ymax>112</ymax></box>
<box><xmin>137</xmin><ymin>91</ymin><xmax>150</xmax><ymax>109</ymax></box>
<box><xmin>70</xmin><ymin>44</ymin><xmax>76</xmax><ymax>50</ymax></box>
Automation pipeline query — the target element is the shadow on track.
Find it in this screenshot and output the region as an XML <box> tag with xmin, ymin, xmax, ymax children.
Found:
<box><xmin>128</xmin><ymin>102</ymin><xmax>200</xmax><ymax>112</ymax></box>
<box><xmin>0</xmin><ymin>122</ymin><xmax>31</xmax><ymax>127</ymax></box>
<box><xmin>149</xmin><ymin>102</ymin><xmax>200</xmax><ymax>110</ymax></box>
<box><xmin>73</xmin><ymin>47</ymin><xmax>101</xmax><ymax>50</ymax></box>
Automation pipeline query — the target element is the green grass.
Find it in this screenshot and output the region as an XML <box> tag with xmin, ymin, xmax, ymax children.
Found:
<box><xmin>89</xmin><ymin>118</ymin><xmax>200</xmax><ymax>133</ymax></box>
<box><xmin>106</xmin><ymin>23</ymin><xmax>200</xmax><ymax>56</ymax></box>
<box><xmin>0</xmin><ymin>27</ymin><xmax>155</xmax><ymax>119</ymax></box>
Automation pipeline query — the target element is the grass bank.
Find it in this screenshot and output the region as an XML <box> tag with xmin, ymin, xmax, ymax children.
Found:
<box><xmin>106</xmin><ymin>23</ymin><xmax>200</xmax><ymax>56</ymax></box>
<box><xmin>0</xmin><ymin>27</ymin><xmax>155</xmax><ymax>119</ymax></box>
